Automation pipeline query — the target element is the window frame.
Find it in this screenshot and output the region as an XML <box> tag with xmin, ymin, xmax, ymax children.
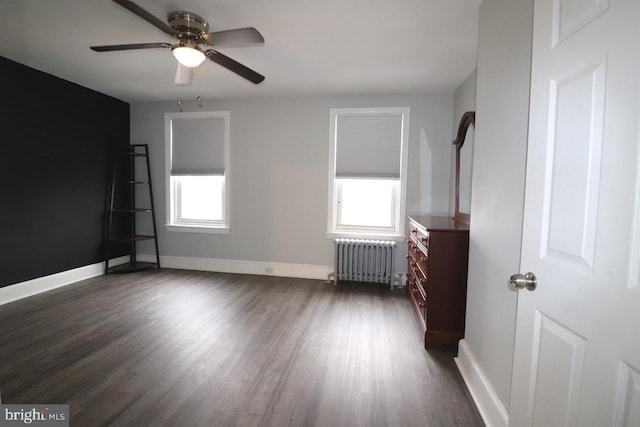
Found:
<box><xmin>327</xmin><ymin>107</ymin><xmax>410</xmax><ymax>240</ymax></box>
<box><xmin>164</xmin><ymin>111</ymin><xmax>231</xmax><ymax>234</ymax></box>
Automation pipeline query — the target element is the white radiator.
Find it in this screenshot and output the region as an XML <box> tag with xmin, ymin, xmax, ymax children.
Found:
<box><xmin>328</xmin><ymin>239</ymin><xmax>398</xmax><ymax>289</ymax></box>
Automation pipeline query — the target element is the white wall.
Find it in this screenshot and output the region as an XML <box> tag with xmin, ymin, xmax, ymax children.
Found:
<box><xmin>454</xmin><ymin>69</ymin><xmax>477</xmax><ymax>124</ymax></box>
<box><xmin>130</xmin><ymin>93</ymin><xmax>453</xmax><ymax>278</ymax></box>
<box><xmin>455</xmin><ymin>1</ymin><xmax>533</xmax><ymax>426</ymax></box>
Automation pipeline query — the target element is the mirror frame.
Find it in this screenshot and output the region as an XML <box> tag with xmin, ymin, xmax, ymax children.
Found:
<box><xmin>452</xmin><ymin>111</ymin><xmax>475</xmax><ymax>224</ymax></box>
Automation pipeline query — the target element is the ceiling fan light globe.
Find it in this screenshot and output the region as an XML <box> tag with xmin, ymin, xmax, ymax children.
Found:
<box><xmin>172</xmin><ymin>46</ymin><xmax>205</xmax><ymax>67</ymax></box>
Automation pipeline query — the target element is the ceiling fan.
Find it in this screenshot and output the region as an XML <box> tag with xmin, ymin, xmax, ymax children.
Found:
<box><xmin>91</xmin><ymin>0</ymin><xmax>265</xmax><ymax>85</ymax></box>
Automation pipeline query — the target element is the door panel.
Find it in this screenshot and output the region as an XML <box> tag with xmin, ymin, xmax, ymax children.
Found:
<box><xmin>543</xmin><ymin>59</ymin><xmax>605</xmax><ymax>268</ymax></box>
<box><xmin>529</xmin><ymin>312</ymin><xmax>586</xmax><ymax>427</ymax></box>
<box><xmin>615</xmin><ymin>362</ymin><xmax>640</xmax><ymax>427</ymax></box>
<box><xmin>553</xmin><ymin>0</ymin><xmax>609</xmax><ymax>46</ymax></box>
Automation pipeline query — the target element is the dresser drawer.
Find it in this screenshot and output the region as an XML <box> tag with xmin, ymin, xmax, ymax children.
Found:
<box><xmin>406</xmin><ymin>269</ymin><xmax>426</xmax><ymax>333</ymax></box>
<box><xmin>409</xmin><ymin>225</ymin><xmax>430</xmax><ymax>254</ymax></box>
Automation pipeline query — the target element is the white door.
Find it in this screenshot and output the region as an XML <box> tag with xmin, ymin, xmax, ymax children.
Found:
<box><xmin>509</xmin><ymin>0</ymin><xmax>640</xmax><ymax>426</ymax></box>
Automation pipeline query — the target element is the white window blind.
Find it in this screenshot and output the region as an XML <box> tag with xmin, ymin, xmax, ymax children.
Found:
<box><xmin>335</xmin><ymin>113</ymin><xmax>404</xmax><ymax>179</ymax></box>
<box><xmin>170</xmin><ymin>117</ymin><xmax>226</xmax><ymax>176</ymax></box>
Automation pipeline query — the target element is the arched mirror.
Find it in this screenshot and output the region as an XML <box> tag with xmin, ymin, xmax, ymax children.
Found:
<box><xmin>453</xmin><ymin>111</ymin><xmax>475</xmax><ymax>224</ymax></box>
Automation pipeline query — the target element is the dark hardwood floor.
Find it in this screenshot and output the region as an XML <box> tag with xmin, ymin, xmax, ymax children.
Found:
<box><xmin>0</xmin><ymin>270</ymin><xmax>484</xmax><ymax>426</ymax></box>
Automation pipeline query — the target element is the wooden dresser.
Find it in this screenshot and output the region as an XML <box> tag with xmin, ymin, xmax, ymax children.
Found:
<box><xmin>406</xmin><ymin>215</ymin><xmax>470</xmax><ymax>349</ymax></box>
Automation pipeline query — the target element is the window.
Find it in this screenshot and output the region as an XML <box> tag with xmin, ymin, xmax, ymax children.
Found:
<box><xmin>165</xmin><ymin>111</ymin><xmax>230</xmax><ymax>233</ymax></box>
<box><xmin>328</xmin><ymin>107</ymin><xmax>410</xmax><ymax>237</ymax></box>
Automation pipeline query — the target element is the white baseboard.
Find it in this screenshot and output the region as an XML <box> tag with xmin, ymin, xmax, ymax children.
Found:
<box><xmin>1</xmin><ymin>253</ymin><xmax>333</xmax><ymax>306</ymax></box>
<box><xmin>1</xmin><ymin>255</ymin><xmax>331</xmax><ymax>306</ymax></box>
<box><xmin>138</xmin><ymin>254</ymin><xmax>333</xmax><ymax>281</ymax></box>
<box><xmin>455</xmin><ymin>339</ymin><xmax>509</xmax><ymax>427</ymax></box>
<box><xmin>0</xmin><ymin>256</ymin><xmax>129</xmax><ymax>306</ymax></box>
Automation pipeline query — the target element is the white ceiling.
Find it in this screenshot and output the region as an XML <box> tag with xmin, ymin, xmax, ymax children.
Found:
<box><xmin>0</xmin><ymin>0</ymin><xmax>480</xmax><ymax>103</ymax></box>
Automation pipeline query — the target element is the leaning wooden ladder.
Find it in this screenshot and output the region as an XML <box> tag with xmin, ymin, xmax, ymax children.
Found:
<box><xmin>104</xmin><ymin>144</ymin><xmax>160</xmax><ymax>273</ymax></box>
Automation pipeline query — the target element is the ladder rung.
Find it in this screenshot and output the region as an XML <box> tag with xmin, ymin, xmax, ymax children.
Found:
<box><xmin>111</xmin><ymin>208</ymin><xmax>153</xmax><ymax>213</ymax></box>
<box><xmin>106</xmin><ymin>262</ymin><xmax>159</xmax><ymax>274</ymax></box>
<box><xmin>108</xmin><ymin>235</ymin><xmax>156</xmax><ymax>242</ymax></box>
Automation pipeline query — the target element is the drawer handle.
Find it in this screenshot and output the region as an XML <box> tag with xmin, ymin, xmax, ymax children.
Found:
<box><xmin>411</xmin><ymin>228</ymin><xmax>417</xmax><ymax>234</ymax></box>
<box><xmin>412</xmin><ymin>288</ymin><xmax>425</xmax><ymax>308</ymax></box>
<box><xmin>421</xmin><ymin>237</ymin><xmax>428</xmax><ymax>244</ymax></box>
<box><xmin>410</xmin><ymin>262</ymin><xmax>417</xmax><ymax>269</ymax></box>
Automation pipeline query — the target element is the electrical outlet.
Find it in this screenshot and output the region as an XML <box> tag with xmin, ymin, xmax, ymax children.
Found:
<box><xmin>264</xmin><ymin>266</ymin><xmax>274</xmax><ymax>275</ymax></box>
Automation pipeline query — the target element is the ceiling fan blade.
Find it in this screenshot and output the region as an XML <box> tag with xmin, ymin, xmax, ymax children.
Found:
<box><xmin>202</xmin><ymin>27</ymin><xmax>264</xmax><ymax>47</ymax></box>
<box><xmin>91</xmin><ymin>43</ymin><xmax>172</xmax><ymax>52</ymax></box>
<box><xmin>206</xmin><ymin>50</ymin><xmax>265</xmax><ymax>84</ymax></box>
<box><xmin>111</xmin><ymin>0</ymin><xmax>179</xmax><ymax>37</ymax></box>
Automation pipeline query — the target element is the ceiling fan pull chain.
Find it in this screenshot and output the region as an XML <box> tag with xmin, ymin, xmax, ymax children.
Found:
<box><xmin>196</xmin><ymin>66</ymin><xmax>203</xmax><ymax>109</ymax></box>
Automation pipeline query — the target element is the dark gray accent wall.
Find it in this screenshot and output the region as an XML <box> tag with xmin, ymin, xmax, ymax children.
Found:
<box><xmin>0</xmin><ymin>56</ymin><xmax>130</xmax><ymax>288</ymax></box>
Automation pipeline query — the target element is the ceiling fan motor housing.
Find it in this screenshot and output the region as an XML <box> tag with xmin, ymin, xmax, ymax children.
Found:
<box><xmin>168</xmin><ymin>11</ymin><xmax>209</xmax><ymax>40</ymax></box>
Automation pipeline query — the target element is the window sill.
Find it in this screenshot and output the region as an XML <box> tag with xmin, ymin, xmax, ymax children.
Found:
<box><xmin>326</xmin><ymin>231</ymin><xmax>405</xmax><ymax>243</ymax></box>
<box><xmin>165</xmin><ymin>224</ymin><xmax>230</xmax><ymax>234</ymax></box>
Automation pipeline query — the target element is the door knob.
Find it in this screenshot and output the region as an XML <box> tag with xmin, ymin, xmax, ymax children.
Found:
<box><xmin>509</xmin><ymin>272</ymin><xmax>537</xmax><ymax>291</ymax></box>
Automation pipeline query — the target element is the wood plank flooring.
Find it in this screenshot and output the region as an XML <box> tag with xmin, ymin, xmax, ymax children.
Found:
<box><xmin>0</xmin><ymin>270</ymin><xmax>484</xmax><ymax>426</ymax></box>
